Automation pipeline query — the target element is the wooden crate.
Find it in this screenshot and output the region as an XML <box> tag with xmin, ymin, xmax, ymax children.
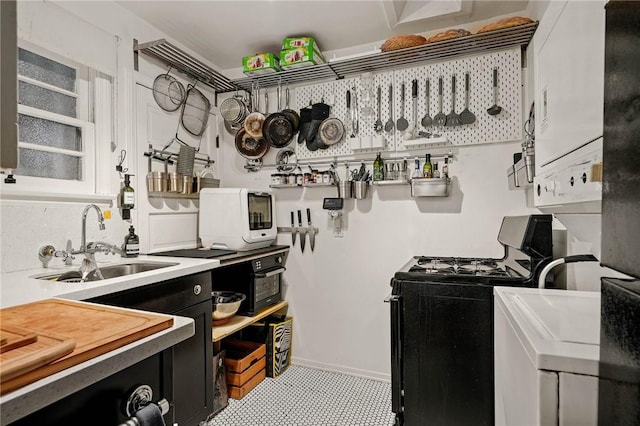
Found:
<box><xmin>228</xmin><ymin>368</ymin><xmax>266</xmax><ymax>400</ymax></box>
<box><xmin>224</xmin><ymin>340</ymin><xmax>266</xmax><ymax>373</ymax></box>
<box><xmin>226</xmin><ymin>356</ymin><xmax>265</xmax><ymax>386</ymax></box>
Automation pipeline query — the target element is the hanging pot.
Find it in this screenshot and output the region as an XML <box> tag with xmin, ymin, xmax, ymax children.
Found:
<box><xmin>220</xmin><ymin>93</ymin><xmax>249</xmax><ymax>125</ymax></box>
<box><xmin>317</xmin><ymin>116</ymin><xmax>346</xmax><ymax>149</ymax></box>
<box><xmin>235</xmin><ymin>128</ymin><xmax>270</xmax><ymax>160</ymax></box>
<box><xmin>263</xmin><ymin>85</ymin><xmax>294</xmax><ymax>148</ymax></box>
<box><xmin>244</xmin><ymin>87</ymin><xmax>266</xmax><ymax>138</ymax></box>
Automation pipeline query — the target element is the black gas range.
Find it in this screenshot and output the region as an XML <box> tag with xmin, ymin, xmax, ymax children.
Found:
<box><xmin>389</xmin><ymin>214</ymin><xmax>553</xmax><ymax>426</ymax></box>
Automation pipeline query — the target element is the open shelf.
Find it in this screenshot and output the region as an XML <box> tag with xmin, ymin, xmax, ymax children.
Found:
<box><xmin>231</xmin><ymin>22</ymin><xmax>538</xmax><ymax>92</ymax></box>
<box><xmin>213</xmin><ymin>301</ymin><xmax>288</xmax><ymax>342</ymax></box>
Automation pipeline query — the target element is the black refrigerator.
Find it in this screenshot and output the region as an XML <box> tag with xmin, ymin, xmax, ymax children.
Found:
<box><xmin>598</xmin><ymin>1</ymin><xmax>640</xmax><ymax>424</ymax></box>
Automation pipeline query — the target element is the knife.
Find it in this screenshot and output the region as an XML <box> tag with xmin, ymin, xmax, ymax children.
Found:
<box><xmin>290</xmin><ymin>211</ymin><xmax>297</xmax><ymax>247</ymax></box>
<box><xmin>307</xmin><ymin>208</ymin><xmax>317</xmax><ymax>252</ymax></box>
<box><xmin>297</xmin><ymin>210</ymin><xmax>306</xmax><ymax>253</ymax></box>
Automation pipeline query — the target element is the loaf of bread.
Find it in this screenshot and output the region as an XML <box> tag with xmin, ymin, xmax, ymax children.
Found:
<box><xmin>381</xmin><ymin>35</ymin><xmax>427</xmax><ymax>52</ymax></box>
<box><xmin>477</xmin><ymin>16</ymin><xmax>534</xmax><ymax>33</ymax></box>
<box><xmin>425</xmin><ymin>29</ymin><xmax>471</xmax><ymax>44</ymax></box>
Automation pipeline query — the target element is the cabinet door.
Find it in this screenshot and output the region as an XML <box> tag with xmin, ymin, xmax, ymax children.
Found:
<box><xmin>535</xmin><ymin>0</ymin><xmax>606</xmax><ymax>169</ymax></box>
<box><xmin>173</xmin><ymin>301</ymin><xmax>214</xmax><ymax>426</ymax></box>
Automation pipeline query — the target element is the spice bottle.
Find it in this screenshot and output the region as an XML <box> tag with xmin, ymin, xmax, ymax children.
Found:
<box><xmin>122</xmin><ymin>225</ymin><xmax>139</xmax><ymax>258</ymax></box>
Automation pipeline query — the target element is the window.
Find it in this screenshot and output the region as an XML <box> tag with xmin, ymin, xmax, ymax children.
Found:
<box><xmin>11</xmin><ymin>44</ymin><xmax>110</xmax><ymax>195</ymax></box>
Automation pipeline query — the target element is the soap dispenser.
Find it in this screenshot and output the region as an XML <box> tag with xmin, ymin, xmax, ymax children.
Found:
<box><xmin>123</xmin><ymin>225</ymin><xmax>139</xmax><ymax>258</ymax></box>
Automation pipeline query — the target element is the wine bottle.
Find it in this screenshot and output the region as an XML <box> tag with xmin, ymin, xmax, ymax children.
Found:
<box><xmin>422</xmin><ymin>154</ymin><xmax>433</xmax><ymax>178</ymax></box>
<box><xmin>373</xmin><ymin>152</ymin><xmax>384</xmax><ymax>181</ymax></box>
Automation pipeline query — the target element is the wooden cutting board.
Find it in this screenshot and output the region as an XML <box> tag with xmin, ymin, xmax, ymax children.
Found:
<box><xmin>0</xmin><ymin>298</ymin><xmax>174</xmax><ymax>395</ymax></box>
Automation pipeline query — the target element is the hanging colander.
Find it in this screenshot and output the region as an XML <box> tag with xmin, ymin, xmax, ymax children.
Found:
<box><xmin>220</xmin><ymin>94</ymin><xmax>249</xmax><ymax>125</ymax></box>
<box><xmin>180</xmin><ymin>84</ymin><xmax>211</xmax><ymax>137</ymax></box>
<box><xmin>152</xmin><ymin>72</ymin><xmax>186</xmax><ymax>112</ymax></box>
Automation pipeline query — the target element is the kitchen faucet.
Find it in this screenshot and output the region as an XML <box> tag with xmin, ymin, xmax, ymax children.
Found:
<box><xmin>76</xmin><ymin>204</ymin><xmax>106</xmax><ymax>254</ymax></box>
<box><xmin>537</xmin><ymin>254</ymin><xmax>599</xmax><ymax>288</ymax></box>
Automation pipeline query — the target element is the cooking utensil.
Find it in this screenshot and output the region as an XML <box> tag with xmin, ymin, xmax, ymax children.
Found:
<box><xmin>220</xmin><ymin>93</ymin><xmax>248</xmax><ymax>125</ymax></box>
<box><xmin>421</xmin><ymin>79</ymin><xmax>432</xmax><ymax>127</ymax></box>
<box><xmin>459</xmin><ymin>72</ymin><xmax>476</xmax><ymax>124</ymax></box>
<box><xmin>433</xmin><ymin>76</ymin><xmax>447</xmax><ymax>126</ymax></box>
<box><xmin>245</xmin><ymin>87</ymin><xmax>266</xmax><ymax>138</ymax></box>
<box><xmin>317</xmin><ymin>116</ymin><xmax>346</xmax><ymax>148</ymax></box>
<box><xmin>297</xmin><ymin>210</ymin><xmax>306</xmax><ymax>253</ymax></box>
<box><xmin>290</xmin><ymin>211</ymin><xmax>297</xmax><ymax>246</ymax></box>
<box><xmin>181</xmin><ymin>84</ymin><xmax>211</xmax><ymax>137</ymax></box>
<box><xmin>176</xmin><ymin>144</ymin><xmax>196</xmax><ymax>176</ymax></box>
<box><xmin>234</xmin><ymin>128</ymin><xmax>270</xmax><ymax>160</ymax></box>
<box><xmin>411</xmin><ymin>79</ymin><xmax>418</xmax><ymax>138</ymax></box>
<box><xmin>211</xmin><ymin>291</ymin><xmax>246</xmax><ymax>324</ymax></box>
<box><xmin>374</xmin><ymin>85</ymin><xmax>383</xmax><ymax>133</ymax></box>
<box><xmin>263</xmin><ymin>111</ymin><xmax>294</xmax><ymax>148</ymax></box>
<box><xmin>346</xmin><ymin>90</ymin><xmax>354</xmax><ymax>138</ymax></box>
<box><xmin>281</xmin><ymin>85</ymin><xmax>300</xmax><ymax>133</ymax></box>
<box><xmin>446</xmin><ymin>75</ymin><xmax>462</xmax><ymax>127</ymax></box>
<box><xmin>396</xmin><ymin>83</ymin><xmax>409</xmax><ymax>132</ymax></box>
<box><xmin>351</xmin><ymin>87</ymin><xmax>359</xmax><ymax>136</ymax></box>
<box><xmin>487</xmin><ymin>67</ymin><xmax>503</xmax><ymax>116</ymax></box>
<box><xmin>384</xmin><ymin>84</ymin><xmax>394</xmax><ymax>133</ymax></box>
<box><xmin>306</xmin><ymin>208</ymin><xmax>317</xmax><ymax>252</ymax></box>
<box><xmin>152</xmin><ymin>72</ymin><xmax>185</xmax><ymax>112</ymax></box>
<box><xmin>275</xmin><ymin>148</ymin><xmax>297</xmax><ymax>172</ymax></box>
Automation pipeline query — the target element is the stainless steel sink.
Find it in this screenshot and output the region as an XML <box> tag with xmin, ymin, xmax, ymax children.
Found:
<box><xmin>36</xmin><ymin>261</ymin><xmax>179</xmax><ymax>282</ymax></box>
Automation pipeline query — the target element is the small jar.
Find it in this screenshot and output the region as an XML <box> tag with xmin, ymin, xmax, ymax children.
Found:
<box><xmin>322</xmin><ymin>171</ymin><xmax>331</xmax><ymax>184</ymax></box>
<box><xmin>296</xmin><ymin>174</ymin><xmax>303</xmax><ymax>185</ymax></box>
<box><xmin>271</xmin><ymin>174</ymin><xmax>283</xmax><ymax>185</ymax></box>
<box><xmin>303</xmin><ymin>173</ymin><xmax>311</xmax><ymax>184</ymax></box>
<box><xmin>311</xmin><ymin>169</ymin><xmax>319</xmax><ymax>183</ymax></box>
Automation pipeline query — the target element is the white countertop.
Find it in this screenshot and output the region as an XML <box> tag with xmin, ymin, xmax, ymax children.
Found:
<box><xmin>0</xmin><ymin>255</ymin><xmax>220</xmax><ymax>424</ymax></box>
<box><xmin>0</xmin><ymin>255</ymin><xmax>220</xmax><ymax>308</ymax></box>
<box><xmin>494</xmin><ymin>286</ymin><xmax>600</xmax><ymax>376</ymax></box>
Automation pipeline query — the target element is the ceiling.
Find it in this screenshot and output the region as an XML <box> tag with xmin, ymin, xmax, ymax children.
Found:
<box><xmin>119</xmin><ymin>0</ymin><xmax>530</xmax><ymax>72</ymax></box>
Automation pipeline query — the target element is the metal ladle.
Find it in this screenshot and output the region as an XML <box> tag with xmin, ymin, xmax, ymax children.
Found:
<box><xmin>421</xmin><ymin>78</ymin><xmax>432</xmax><ymax>127</ymax></box>
<box><xmin>384</xmin><ymin>84</ymin><xmax>394</xmax><ymax>133</ymax></box>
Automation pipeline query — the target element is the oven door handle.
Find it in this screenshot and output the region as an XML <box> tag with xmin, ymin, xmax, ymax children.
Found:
<box><xmin>386</xmin><ymin>293</ymin><xmax>403</xmax><ymax>416</ymax></box>
<box><xmin>254</xmin><ymin>267</ymin><xmax>286</xmax><ymax>278</ymax></box>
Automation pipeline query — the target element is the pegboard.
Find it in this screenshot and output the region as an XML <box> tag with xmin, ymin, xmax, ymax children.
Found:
<box><xmin>294</xmin><ymin>47</ymin><xmax>522</xmax><ymax>160</ymax></box>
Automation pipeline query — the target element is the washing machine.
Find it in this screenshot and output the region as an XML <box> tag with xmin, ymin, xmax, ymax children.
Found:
<box><xmin>494</xmin><ymin>287</ymin><xmax>600</xmax><ymax>426</ymax></box>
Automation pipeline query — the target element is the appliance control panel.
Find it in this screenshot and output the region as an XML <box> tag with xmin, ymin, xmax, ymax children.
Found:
<box><xmin>534</xmin><ymin>138</ymin><xmax>602</xmax><ymax>212</ymax></box>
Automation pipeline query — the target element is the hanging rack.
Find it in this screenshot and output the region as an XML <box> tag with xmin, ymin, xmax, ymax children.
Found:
<box><xmin>144</xmin><ymin>145</ymin><xmax>213</xmax><ymax>167</ymax></box>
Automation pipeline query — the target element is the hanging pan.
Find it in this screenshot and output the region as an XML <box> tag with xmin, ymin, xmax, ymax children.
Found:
<box><xmin>281</xmin><ymin>85</ymin><xmax>300</xmax><ymax>133</ymax></box>
<box><xmin>153</xmin><ymin>70</ymin><xmax>186</xmax><ymax>112</ymax></box>
<box><xmin>235</xmin><ymin>128</ymin><xmax>270</xmax><ymax>160</ymax></box>
<box><xmin>181</xmin><ymin>84</ymin><xmax>211</xmax><ymax>137</ymax></box>
<box><xmin>244</xmin><ymin>87</ymin><xmax>266</xmax><ymax>138</ymax></box>
<box><xmin>317</xmin><ymin>115</ymin><xmax>346</xmax><ymax>149</ymax></box>
<box><xmin>263</xmin><ymin>84</ymin><xmax>294</xmax><ymax>148</ymax></box>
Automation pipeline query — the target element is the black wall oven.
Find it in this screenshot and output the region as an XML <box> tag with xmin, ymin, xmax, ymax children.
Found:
<box><xmin>388</xmin><ymin>215</ymin><xmax>553</xmax><ymax>426</ymax></box>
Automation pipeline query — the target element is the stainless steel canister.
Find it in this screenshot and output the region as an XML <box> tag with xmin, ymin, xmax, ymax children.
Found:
<box><xmin>353</xmin><ymin>181</ymin><xmax>369</xmax><ymax>199</ymax></box>
<box><xmin>181</xmin><ymin>175</ymin><xmax>193</xmax><ymax>194</ymax></box>
<box><xmin>337</xmin><ymin>181</ymin><xmax>353</xmax><ymax>199</ymax></box>
<box><xmin>147</xmin><ymin>171</ymin><xmax>168</xmax><ymax>192</ymax></box>
<box><xmin>168</xmin><ymin>172</ymin><xmax>183</xmax><ymax>193</ymax></box>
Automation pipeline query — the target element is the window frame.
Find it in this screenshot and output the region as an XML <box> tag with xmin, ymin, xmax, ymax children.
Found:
<box><xmin>2</xmin><ymin>40</ymin><xmax>112</xmax><ymax>200</ymax></box>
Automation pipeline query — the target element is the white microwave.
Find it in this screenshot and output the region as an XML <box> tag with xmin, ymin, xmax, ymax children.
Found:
<box><xmin>199</xmin><ymin>188</ymin><xmax>277</xmax><ymax>251</ymax></box>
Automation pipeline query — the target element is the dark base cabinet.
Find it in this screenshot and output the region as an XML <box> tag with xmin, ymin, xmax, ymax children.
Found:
<box><xmin>88</xmin><ymin>271</ymin><xmax>213</xmax><ymax>426</ymax></box>
<box><xmin>10</xmin><ymin>349</ymin><xmax>173</xmax><ymax>426</ymax></box>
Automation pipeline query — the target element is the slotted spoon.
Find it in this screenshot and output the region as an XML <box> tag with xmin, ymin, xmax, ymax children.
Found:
<box><xmin>433</xmin><ymin>77</ymin><xmax>447</xmax><ymax>127</ymax></box>
<box><xmin>421</xmin><ymin>78</ymin><xmax>432</xmax><ymax>127</ymax></box>
<box><xmin>446</xmin><ymin>75</ymin><xmax>462</xmax><ymax>127</ymax></box>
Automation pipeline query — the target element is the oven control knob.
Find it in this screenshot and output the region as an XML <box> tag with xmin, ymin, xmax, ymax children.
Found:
<box><xmin>193</xmin><ymin>284</ymin><xmax>202</xmax><ymax>295</ymax></box>
<box><xmin>545</xmin><ymin>180</ymin><xmax>556</xmax><ymax>194</ymax></box>
<box><xmin>276</xmin><ymin>256</ymin><xmax>283</xmax><ymax>264</ymax></box>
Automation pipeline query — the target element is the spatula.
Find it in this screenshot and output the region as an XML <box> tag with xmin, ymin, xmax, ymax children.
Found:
<box><xmin>487</xmin><ymin>67</ymin><xmax>503</xmax><ymax>116</ymax></box>
<box><xmin>446</xmin><ymin>75</ymin><xmax>462</xmax><ymax>127</ymax></box>
<box><xmin>459</xmin><ymin>72</ymin><xmax>476</xmax><ymax>125</ymax></box>
<box><xmin>384</xmin><ymin>84</ymin><xmax>394</xmax><ymax>133</ymax></box>
<box><xmin>433</xmin><ymin>77</ymin><xmax>447</xmax><ymax>127</ymax></box>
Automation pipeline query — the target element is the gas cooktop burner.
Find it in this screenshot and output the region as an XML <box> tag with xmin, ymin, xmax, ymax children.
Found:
<box><xmin>410</xmin><ymin>256</ymin><xmax>510</xmax><ymax>277</ymax></box>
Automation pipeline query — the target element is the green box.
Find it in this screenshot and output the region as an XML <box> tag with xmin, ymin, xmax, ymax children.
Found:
<box><xmin>282</xmin><ymin>36</ymin><xmax>319</xmax><ymax>50</ymax></box>
<box><xmin>242</xmin><ymin>53</ymin><xmax>281</xmax><ymax>76</ymax></box>
<box><xmin>280</xmin><ymin>47</ymin><xmax>326</xmax><ymax>70</ymax></box>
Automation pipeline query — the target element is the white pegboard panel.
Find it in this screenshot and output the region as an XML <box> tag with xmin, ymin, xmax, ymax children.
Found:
<box><xmin>294</xmin><ymin>47</ymin><xmax>522</xmax><ymax>160</ymax></box>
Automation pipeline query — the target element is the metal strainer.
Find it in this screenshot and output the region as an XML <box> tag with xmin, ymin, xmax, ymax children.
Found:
<box><xmin>220</xmin><ymin>95</ymin><xmax>248</xmax><ymax>124</ymax></box>
<box><xmin>181</xmin><ymin>84</ymin><xmax>211</xmax><ymax>137</ymax></box>
<box><xmin>152</xmin><ymin>72</ymin><xmax>186</xmax><ymax>112</ymax></box>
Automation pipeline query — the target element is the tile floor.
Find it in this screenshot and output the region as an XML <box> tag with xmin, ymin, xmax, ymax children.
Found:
<box><xmin>204</xmin><ymin>365</ymin><xmax>395</xmax><ymax>426</ymax></box>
